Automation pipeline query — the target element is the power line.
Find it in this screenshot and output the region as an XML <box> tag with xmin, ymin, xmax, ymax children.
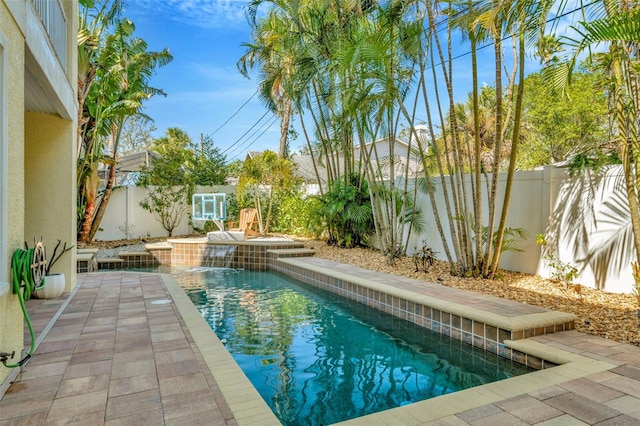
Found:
<box><xmin>210</xmin><ymin>89</ymin><xmax>258</xmax><ymax>136</ymax></box>
<box><xmin>232</xmin><ymin>116</ymin><xmax>278</xmax><ymax>158</ymax></box>
<box><xmin>227</xmin><ymin>115</ymin><xmax>279</xmax><ymax>160</ymax></box>
<box><xmin>221</xmin><ymin>109</ymin><xmax>272</xmax><ymax>155</ymax></box>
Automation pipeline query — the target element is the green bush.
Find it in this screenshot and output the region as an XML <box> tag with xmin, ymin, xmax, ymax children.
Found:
<box><xmin>310</xmin><ymin>174</ymin><xmax>374</xmax><ymax>248</ymax></box>
<box><xmin>270</xmin><ymin>190</ymin><xmax>319</xmax><ymax>237</ymax></box>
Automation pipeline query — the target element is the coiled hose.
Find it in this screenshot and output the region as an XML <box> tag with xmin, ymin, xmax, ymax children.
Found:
<box><xmin>2</xmin><ymin>248</ymin><xmax>45</xmax><ymax>368</ymax></box>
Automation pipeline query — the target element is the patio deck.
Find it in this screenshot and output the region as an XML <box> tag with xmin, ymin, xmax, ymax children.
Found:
<box><xmin>1</xmin><ymin>269</ymin><xmax>639</xmax><ymax>425</ymax></box>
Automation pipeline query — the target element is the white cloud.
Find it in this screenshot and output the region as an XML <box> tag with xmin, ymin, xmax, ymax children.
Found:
<box><xmin>133</xmin><ymin>0</ymin><xmax>247</xmax><ymax>28</ymax></box>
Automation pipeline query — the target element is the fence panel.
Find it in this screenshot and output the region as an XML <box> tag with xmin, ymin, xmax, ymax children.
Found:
<box><xmin>404</xmin><ymin>165</ymin><xmax>633</xmax><ymax>293</ymax></box>
<box><xmin>94</xmin><ymin>170</ymin><xmax>634</xmax><ymax>293</ymax></box>
<box><xmin>95</xmin><ymin>186</ymin><xmax>235</xmax><ymax>241</ymax></box>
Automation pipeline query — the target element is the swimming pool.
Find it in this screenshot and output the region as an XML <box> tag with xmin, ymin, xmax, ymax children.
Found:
<box><xmin>175</xmin><ymin>268</ymin><xmax>532</xmax><ymax>425</ymax></box>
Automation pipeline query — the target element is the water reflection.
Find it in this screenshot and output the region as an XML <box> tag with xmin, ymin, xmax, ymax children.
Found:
<box><xmin>177</xmin><ymin>270</ymin><xmax>531</xmax><ymax>426</ymax></box>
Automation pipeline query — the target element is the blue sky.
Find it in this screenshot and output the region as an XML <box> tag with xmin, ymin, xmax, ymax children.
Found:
<box><xmin>126</xmin><ymin>0</ymin><xmax>279</xmax><ymax>161</ymax></box>
<box><xmin>124</xmin><ymin>0</ymin><xmax>586</xmax><ymax>161</ymax></box>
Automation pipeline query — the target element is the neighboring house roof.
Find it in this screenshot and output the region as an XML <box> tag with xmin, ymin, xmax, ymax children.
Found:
<box><xmin>98</xmin><ymin>150</ymin><xmax>161</xmax><ymax>187</ymax></box>
<box><xmin>290</xmin><ymin>154</ymin><xmax>328</xmax><ymax>183</ymax></box>
<box><xmin>116</xmin><ymin>150</ymin><xmax>161</xmax><ymax>173</ymax></box>
<box><xmin>354</xmin><ymin>137</ymin><xmax>423</xmax><ymax>177</ymax></box>
<box><xmin>246</xmin><ymin>151</ymin><xmax>263</xmax><ymax>160</ymax></box>
<box><xmin>246</xmin><ymin>137</ymin><xmax>423</xmax><ymax>187</ymax></box>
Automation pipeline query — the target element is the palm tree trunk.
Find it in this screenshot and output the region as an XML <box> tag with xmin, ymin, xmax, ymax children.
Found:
<box><xmin>299</xmin><ymin>113</ymin><xmax>324</xmax><ymax>196</ymax></box>
<box><xmin>278</xmin><ymin>101</ymin><xmax>292</xmax><ymax>157</ymax></box>
<box><xmin>89</xmin><ymin>160</ymin><xmax>115</xmax><ymax>241</ymax></box>
<box><xmin>79</xmin><ymin>201</ymin><xmax>95</xmax><ymax>243</ymax></box>
<box><xmin>489</xmin><ymin>32</ymin><xmax>526</xmax><ymax>277</ymax></box>
<box><xmin>482</xmin><ymin>8</ymin><xmax>503</xmax><ymax>277</ymax></box>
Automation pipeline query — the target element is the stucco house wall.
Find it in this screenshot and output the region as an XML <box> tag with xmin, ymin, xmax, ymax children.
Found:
<box><xmin>0</xmin><ymin>0</ymin><xmax>77</xmax><ymax>391</ymax></box>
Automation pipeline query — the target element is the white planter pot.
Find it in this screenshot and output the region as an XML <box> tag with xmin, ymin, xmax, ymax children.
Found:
<box><xmin>34</xmin><ymin>274</ymin><xmax>65</xmax><ymax>299</ymax></box>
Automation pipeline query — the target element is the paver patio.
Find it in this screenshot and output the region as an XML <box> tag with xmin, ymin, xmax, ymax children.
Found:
<box><xmin>0</xmin><ymin>269</ymin><xmax>639</xmax><ymax>425</ymax></box>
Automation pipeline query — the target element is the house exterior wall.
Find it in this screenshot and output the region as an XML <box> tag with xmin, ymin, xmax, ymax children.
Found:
<box><xmin>0</xmin><ymin>0</ymin><xmax>77</xmax><ymax>390</ymax></box>
<box><xmin>25</xmin><ymin>112</ymin><xmax>76</xmax><ymax>287</ymax></box>
<box><xmin>0</xmin><ymin>0</ymin><xmax>27</xmax><ymax>389</ymax></box>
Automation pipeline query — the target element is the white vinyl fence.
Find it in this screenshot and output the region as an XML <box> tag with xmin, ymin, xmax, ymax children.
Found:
<box><xmin>403</xmin><ymin>164</ymin><xmax>634</xmax><ymax>294</ymax></box>
<box><xmin>95</xmin><ymin>185</ymin><xmax>235</xmax><ymax>241</ymax></box>
<box><xmin>96</xmin><ymin>167</ymin><xmax>635</xmax><ymax>293</ymax></box>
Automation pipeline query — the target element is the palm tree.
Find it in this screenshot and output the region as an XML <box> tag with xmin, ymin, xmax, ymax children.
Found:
<box><xmin>86</xmin><ymin>27</ymin><xmax>172</xmax><ymax>241</ymax></box>
<box><xmin>77</xmin><ymin>6</ymin><xmax>172</xmax><ymax>242</ymax></box>
<box><xmin>77</xmin><ymin>0</ymin><xmax>125</xmax><ymax>241</ymax></box>
<box><xmin>77</xmin><ymin>0</ymin><xmax>124</xmax><ymax>159</ymax></box>
<box><xmin>238</xmin><ymin>0</ymin><xmax>301</xmax><ymax>158</ymax></box>
<box><xmin>410</xmin><ymin>0</ymin><xmax>554</xmax><ymax>278</ymax></box>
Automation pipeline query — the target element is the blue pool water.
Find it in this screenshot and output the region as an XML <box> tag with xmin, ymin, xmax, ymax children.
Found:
<box><xmin>176</xmin><ymin>268</ymin><xmax>532</xmax><ymax>425</ymax></box>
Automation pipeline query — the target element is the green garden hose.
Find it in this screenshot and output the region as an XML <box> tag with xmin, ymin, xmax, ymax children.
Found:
<box><xmin>2</xmin><ymin>247</ymin><xmax>45</xmax><ymax>368</ymax></box>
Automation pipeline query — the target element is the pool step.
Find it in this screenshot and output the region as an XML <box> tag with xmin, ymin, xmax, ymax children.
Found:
<box><xmin>76</xmin><ymin>251</ymin><xmax>98</xmax><ymax>273</ymax></box>
<box><xmin>266</xmin><ymin>248</ymin><xmax>315</xmax><ymax>259</ymax></box>
<box><xmin>97</xmin><ymin>258</ymin><xmax>124</xmax><ymax>270</ymax></box>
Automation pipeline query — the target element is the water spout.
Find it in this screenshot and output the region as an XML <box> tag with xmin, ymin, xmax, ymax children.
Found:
<box><xmin>201</xmin><ymin>245</ymin><xmax>237</xmax><ymax>268</ymax></box>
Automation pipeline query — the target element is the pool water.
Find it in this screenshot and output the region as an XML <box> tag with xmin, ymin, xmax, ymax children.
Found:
<box><xmin>176</xmin><ymin>268</ymin><xmax>532</xmax><ymax>425</ymax></box>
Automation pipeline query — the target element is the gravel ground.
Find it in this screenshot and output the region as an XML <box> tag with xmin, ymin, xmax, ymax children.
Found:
<box><xmin>95</xmin><ymin>244</ymin><xmax>147</xmax><ymax>258</ymax></box>
<box><xmin>84</xmin><ymin>236</ymin><xmax>640</xmax><ymax>346</ymax></box>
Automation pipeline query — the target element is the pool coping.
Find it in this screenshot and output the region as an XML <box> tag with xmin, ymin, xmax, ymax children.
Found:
<box><xmin>276</xmin><ymin>258</ymin><xmax>577</xmax><ymax>332</ymax></box>
<box><xmin>162</xmin><ymin>273</ymin><xmax>280</xmax><ymax>425</ymax></box>
<box><xmin>160</xmin><ymin>267</ymin><xmax>617</xmax><ymax>426</ymax></box>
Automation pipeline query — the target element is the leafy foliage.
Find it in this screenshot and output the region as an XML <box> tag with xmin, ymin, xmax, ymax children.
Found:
<box><xmin>77</xmin><ymin>0</ymin><xmax>172</xmax><ymax>242</ymax></box>
<box><xmin>519</xmin><ymin>71</ymin><xmax>610</xmax><ymax>169</ymax></box>
<box><xmin>269</xmin><ymin>190</ymin><xmax>317</xmax><ymax>237</ymax></box>
<box><xmin>190</xmin><ymin>134</ymin><xmax>227</xmax><ymax>186</ymax></box>
<box><xmin>237</xmin><ymin>151</ymin><xmax>301</xmax><ymax>234</ymax></box>
<box><xmin>537</xmin><ymin>234</ymin><xmax>579</xmax><ymax>290</ymax></box>
<box><xmin>137</xmin><ymin>128</ymin><xmax>195</xmax><ymax>236</ymax></box>
<box><xmin>138</xmin><ymin>185</ymin><xmax>190</xmax><ymax>237</ymax></box>
<box><xmin>413</xmin><ymin>241</ymin><xmax>437</xmax><ymax>273</ymax></box>
<box><xmin>311</xmin><ymin>174</ymin><xmax>374</xmax><ymax>248</ymax></box>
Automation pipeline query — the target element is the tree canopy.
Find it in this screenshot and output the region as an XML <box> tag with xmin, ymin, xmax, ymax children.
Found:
<box><xmin>519</xmin><ymin>70</ymin><xmax>610</xmax><ymax>169</ymax></box>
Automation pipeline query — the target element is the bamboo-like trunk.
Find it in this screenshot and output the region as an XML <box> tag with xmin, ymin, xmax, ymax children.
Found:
<box><xmin>299</xmin><ymin>113</ymin><xmax>325</xmax><ymax>196</ymax></box>
<box><xmin>481</xmin><ymin>7</ymin><xmax>503</xmax><ymax>278</ymax></box>
<box><xmin>278</xmin><ymin>101</ymin><xmax>292</xmax><ymax>158</ymax></box>
<box><xmin>489</xmin><ymin>32</ymin><xmax>526</xmax><ymax>277</ymax></box>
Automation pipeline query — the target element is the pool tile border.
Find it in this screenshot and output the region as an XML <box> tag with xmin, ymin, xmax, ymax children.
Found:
<box><xmin>161</xmin><ymin>267</ymin><xmax>617</xmax><ymax>426</ymax></box>
<box><xmin>147</xmin><ymin>239</ymin><xmax>305</xmax><ymax>270</ymax></box>
<box><xmin>271</xmin><ymin>258</ymin><xmax>576</xmax><ymax>370</ymax></box>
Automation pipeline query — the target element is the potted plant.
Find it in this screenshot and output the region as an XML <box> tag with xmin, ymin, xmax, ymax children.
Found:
<box><xmin>34</xmin><ymin>239</ymin><xmax>73</xmax><ymax>299</ymax></box>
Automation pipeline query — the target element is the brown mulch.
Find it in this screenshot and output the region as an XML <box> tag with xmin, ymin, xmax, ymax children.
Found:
<box><xmin>300</xmin><ymin>239</ymin><xmax>640</xmax><ymax>347</ymax></box>
<box><xmin>84</xmin><ymin>235</ymin><xmax>640</xmax><ymax>347</ymax></box>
